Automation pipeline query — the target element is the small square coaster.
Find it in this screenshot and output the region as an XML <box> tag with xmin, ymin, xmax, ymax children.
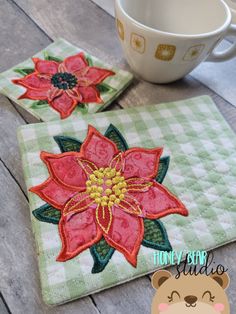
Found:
<box><xmin>0</xmin><ymin>38</ymin><xmax>133</xmax><ymax>121</ymax></box>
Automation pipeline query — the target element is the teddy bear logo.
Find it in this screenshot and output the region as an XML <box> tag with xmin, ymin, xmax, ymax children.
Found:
<box><xmin>151</xmin><ymin>270</ymin><xmax>230</xmax><ymax>314</ymax></box>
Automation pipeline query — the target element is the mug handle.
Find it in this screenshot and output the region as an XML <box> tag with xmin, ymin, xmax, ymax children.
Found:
<box><xmin>207</xmin><ymin>24</ymin><xmax>236</xmax><ymax>62</ymax></box>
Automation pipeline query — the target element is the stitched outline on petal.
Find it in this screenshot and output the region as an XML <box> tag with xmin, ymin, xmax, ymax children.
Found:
<box><xmin>77</xmin><ymin>158</ymin><xmax>98</xmax><ymax>176</ymax></box>
<box><xmin>127</xmin><ymin>181</ymin><xmax>153</xmax><ymax>192</ymax></box>
<box><xmin>40</xmin><ymin>151</ymin><xmax>86</xmax><ymax>191</ymax></box>
<box><xmin>118</xmin><ymin>194</ymin><xmax>143</xmax><ymax>216</ymax></box>
<box><xmin>80</xmin><ymin>125</ymin><xmax>119</xmax><ymax>161</ymax></box>
<box><xmin>109</xmin><ymin>152</ymin><xmax>124</xmax><ymax>171</ymax></box>
<box><xmin>63</xmin><ymin>192</ymin><xmax>95</xmax><ymax>216</ymax></box>
<box><xmin>104</xmin><ymin>215</ymin><xmax>144</xmax><ymax>267</ymax></box>
<box><xmin>95</xmin><ymin>205</ymin><xmax>113</xmax><ymax>234</ymax></box>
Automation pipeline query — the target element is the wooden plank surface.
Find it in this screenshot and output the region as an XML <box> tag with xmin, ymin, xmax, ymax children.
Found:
<box><xmin>13</xmin><ymin>0</ymin><xmax>121</xmax><ymax>65</ymax></box>
<box><xmin>0</xmin><ymin>295</ymin><xmax>10</xmax><ymax>314</ymax></box>
<box><xmin>0</xmin><ymin>0</ymin><xmax>235</xmax><ymax>313</ymax></box>
<box><xmin>192</xmin><ymin>40</ymin><xmax>236</xmax><ymax>107</ymax></box>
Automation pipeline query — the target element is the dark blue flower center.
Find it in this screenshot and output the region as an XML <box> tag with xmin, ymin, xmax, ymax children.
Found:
<box><xmin>51</xmin><ymin>72</ymin><xmax>77</xmax><ymax>90</ymax></box>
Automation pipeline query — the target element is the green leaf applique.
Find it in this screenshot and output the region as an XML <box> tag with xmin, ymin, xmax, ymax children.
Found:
<box><xmin>90</xmin><ymin>237</ymin><xmax>115</xmax><ymax>273</ymax></box>
<box><xmin>105</xmin><ymin>124</ymin><xmax>129</xmax><ymax>151</ymax></box>
<box><xmin>77</xmin><ymin>103</ymin><xmax>89</xmax><ymax>114</ymax></box>
<box><xmin>30</xmin><ymin>100</ymin><xmax>49</xmax><ymax>109</ymax></box>
<box><xmin>86</xmin><ymin>56</ymin><xmax>93</xmax><ymax>66</ymax></box>
<box><xmin>142</xmin><ymin>219</ymin><xmax>172</xmax><ymax>251</ymax></box>
<box><xmin>43</xmin><ymin>51</ymin><xmax>63</xmax><ymax>63</ymax></box>
<box><xmin>156</xmin><ymin>156</ymin><xmax>170</xmax><ymax>184</ymax></box>
<box><xmin>54</xmin><ymin>135</ymin><xmax>82</xmax><ymax>153</ymax></box>
<box><xmin>97</xmin><ymin>83</ymin><xmax>116</xmax><ymax>94</ymax></box>
<box><xmin>14</xmin><ymin>68</ymin><xmax>35</xmax><ymax>76</ymax></box>
<box><xmin>32</xmin><ymin>204</ymin><xmax>61</xmax><ymax>224</ymax></box>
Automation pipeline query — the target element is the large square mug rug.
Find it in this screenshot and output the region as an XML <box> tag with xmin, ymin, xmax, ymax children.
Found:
<box><xmin>0</xmin><ymin>38</ymin><xmax>133</xmax><ymax>121</ymax></box>
<box><xmin>17</xmin><ymin>96</ymin><xmax>236</xmax><ymax>305</ymax></box>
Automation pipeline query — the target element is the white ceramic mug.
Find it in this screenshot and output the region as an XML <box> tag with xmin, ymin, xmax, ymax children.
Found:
<box><xmin>224</xmin><ymin>0</ymin><xmax>236</xmax><ymax>23</ymax></box>
<box><xmin>115</xmin><ymin>0</ymin><xmax>236</xmax><ymax>83</ymax></box>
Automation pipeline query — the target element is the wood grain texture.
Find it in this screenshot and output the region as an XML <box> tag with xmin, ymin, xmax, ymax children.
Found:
<box><xmin>192</xmin><ymin>40</ymin><xmax>236</xmax><ymax>107</ymax></box>
<box><xmin>93</xmin><ymin>277</ymin><xmax>154</xmax><ymax>314</ymax></box>
<box><xmin>0</xmin><ymin>0</ymin><xmax>51</xmax><ymax>72</ymax></box>
<box><xmin>14</xmin><ymin>0</ymin><xmax>122</xmax><ymax>65</ymax></box>
<box><xmin>0</xmin><ymin>296</ymin><xmax>10</xmax><ymax>314</ymax></box>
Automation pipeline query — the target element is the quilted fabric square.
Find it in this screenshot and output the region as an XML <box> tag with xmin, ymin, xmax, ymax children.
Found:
<box><xmin>17</xmin><ymin>96</ymin><xmax>236</xmax><ymax>305</ymax></box>
<box><xmin>0</xmin><ymin>38</ymin><xmax>133</xmax><ymax>121</ymax></box>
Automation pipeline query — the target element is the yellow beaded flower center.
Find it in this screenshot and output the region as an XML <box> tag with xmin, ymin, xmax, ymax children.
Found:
<box><xmin>86</xmin><ymin>167</ymin><xmax>127</xmax><ymax>207</ymax></box>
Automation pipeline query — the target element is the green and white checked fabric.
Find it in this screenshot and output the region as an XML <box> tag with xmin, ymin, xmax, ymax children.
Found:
<box><xmin>0</xmin><ymin>38</ymin><xmax>133</xmax><ymax>121</ymax></box>
<box><xmin>17</xmin><ymin>96</ymin><xmax>236</xmax><ymax>305</ymax></box>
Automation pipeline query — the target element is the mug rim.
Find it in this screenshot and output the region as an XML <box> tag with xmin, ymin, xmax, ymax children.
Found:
<box><xmin>116</xmin><ymin>0</ymin><xmax>232</xmax><ymax>38</ymax></box>
<box><xmin>224</xmin><ymin>0</ymin><xmax>236</xmax><ymax>23</ymax></box>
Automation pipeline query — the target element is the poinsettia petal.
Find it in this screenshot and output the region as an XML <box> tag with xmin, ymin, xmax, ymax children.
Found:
<box><xmin>12</xmin><ymin>73</ymin><xmax>51</xmax><ymax>90</ymax></box>
<box><xmin>128</xmin><ymin>181</ymin><xmax>188</xmax><ymax>219</ymax></box>
<box><xmin>66</xmin><ymin>88</ymin><xmax>83</xmax><ymax>102</ymax></box>
<box><xmin>18</xmin><ymin>88</ymin><xmax>49</xmax><ymax>100</ymax></box>
<box><xmin>63</xmin><ymin>192</ymin><xmax>95</xmax><ymax>215</ymax></box>
<box><xmin>77</xmin><ymin>158</ymin><xmax>98</xmax><ymax>176</ymax></box>
<box><xmin>80</xmin><ymin>125</ymin><xmax>119</xmax><ymax>168</ymax></box>
<box><xmin>40</xmin><ymin>151</ymin><xmax>89</xmax><ymax>190</ymax></box>
<box><xmin>63</xmin><ymin>52</ymin><xmax>88</xmax><ymax>73</ymax></box>
<box><xmin>57</xmin><ymin>207</ymin><xmax>102</xmax><ymax>261</ymax></box>
<box><xmin>50</xmin><ymin>92</ymin><xmax>78</xmax><ymax>119</ymax></box>
<box><xmin>48</xmin><ymin>87</ymin><xmax>63</xmax><ymax>102</ymax></box>
<box><xmin>29</xmin><ymin>178</ymin><xmax>76</xmax><ymax>210</ymax></box>
<box><xmin>32</xmin><ymin>58</ymin><xmax>59</xmax><ymax>75</ymax></box>
<box><xmin>104</xmin><ymin>206</ymin><xmax>144</xmax><ymax>267</ymax></box>
<box><xmin>78</xmin><ymin>86</ymin><xmax>102</xmax><ymax>103</ymax></box>
<box><xmin>126</xmin><ymin>177</ymin><xmax>153</xmax><ymax>193</ymax></box>
<box><xmin>118</xmin><ymin>194</ymin><xmax>142</xmax><ymax>216</ymax></box>
<box><xmin>123</xmin><ymin>147</ymin><xmax>163</xmax><ymax>179</ymax></box>
<box><xmin>83</xmin><ymin>67</ymin><xmax>115</xmax><ymax>85</ymax></box>
<box><xmin>95</xmin><ymin>205</ymin><xmax>113</xmax><ymax>234</ymax></box>
<box><xmin>109</xmin><ymin>152</ymin><xmax>124</xmax><ymax>172</ymax></box>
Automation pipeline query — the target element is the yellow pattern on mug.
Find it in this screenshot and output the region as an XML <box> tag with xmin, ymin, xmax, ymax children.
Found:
<box><xmin>116</xmin><ymin>19</ymin><xmax>124</xmax><ymax>41</ymax></box>
<box><xmin>155</xmin><ymin>44</ymin><xmax>176</xmax><ymax>61</ymax></box>
<box><xmin>130</xmin><ymin>33</ymin><xmax>146</xmax><ymax>54</ymax></box>
<box><xmin>183</xmin><ymin>44</ymin><xmax>205</xmax><ymax>61</ymax></box>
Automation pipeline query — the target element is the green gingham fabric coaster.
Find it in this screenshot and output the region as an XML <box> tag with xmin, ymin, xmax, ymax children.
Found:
<box><xmin>0</xmin><ymin>38</ymin><xmax>133</xmax><ymax>121</ymax></box>
<box><xmin>17</xmin><ymin>96</ymin><xmax>236</xmax><ymax>305</ymax></box>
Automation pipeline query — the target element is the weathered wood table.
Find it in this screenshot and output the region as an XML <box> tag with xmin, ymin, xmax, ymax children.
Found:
<box><xmin>0</xmin><ymin>1</ymin><xmax>236</xmax><ymax>313</ymax></box>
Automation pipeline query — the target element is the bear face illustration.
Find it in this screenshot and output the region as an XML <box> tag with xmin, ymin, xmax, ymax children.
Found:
<box><xmin>151</xmin><ymin>270</ymin><xmax>230</xmax><ymax>314</ymax></box>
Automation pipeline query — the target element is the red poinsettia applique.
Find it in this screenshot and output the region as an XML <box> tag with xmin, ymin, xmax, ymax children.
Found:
<box><xmin>29</xmin><ymin>126</ymin><xmax>188</xmax><ymax>267</ymax></box>
<box><xmin>12</xmin><ymin>53</ymin><xmax>115</xmax><ymax>119</ymax></box>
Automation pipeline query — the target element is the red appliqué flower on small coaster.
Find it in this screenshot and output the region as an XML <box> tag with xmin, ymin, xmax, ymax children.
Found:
<box><xmin>30</xmin><ymin>125</ymin><xmax>188</xmax><ymax>272</ymax></box>
<box><xmin>12</xmin><ymin>53</ymin><xmax>115</xmax><ymax>119</ymax></box>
